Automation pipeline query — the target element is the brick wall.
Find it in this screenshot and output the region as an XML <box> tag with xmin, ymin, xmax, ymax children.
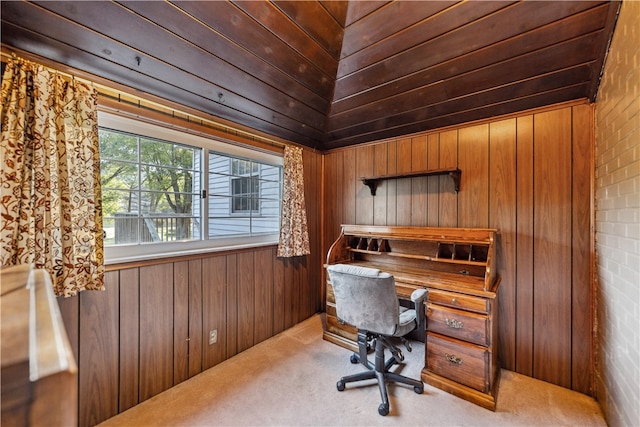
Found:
<box><xmin>594</xmin><ymin>1</ymin><xmax>640</xmax><ymax>426</ymax></box>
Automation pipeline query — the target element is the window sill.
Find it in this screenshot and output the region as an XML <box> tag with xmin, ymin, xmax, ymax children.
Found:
<box><xmin>104</xmin><ymin>236</ymin><xmax>279</xmax><ymax>269</ymax></box>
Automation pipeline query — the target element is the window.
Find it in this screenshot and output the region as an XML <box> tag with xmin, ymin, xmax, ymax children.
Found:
<box><xmin>208</xmin><ymin>154</ymin><xmax>281</xmax><ymax>237</ymax></box>
<box><xmin>230</xmin><ymin>159</ymin><xmax>259</xmax><ymax>214</ymax></box>
<box><xmin>100</xmin><ymin>129</ymin><xmax>202</xmax><ymax>245</ymax></box>
<box><xmin>99</xmin><ymin>113</ymin><xmax>283</xmax><ymax>263</ymax></box>
<box><xmin>231</xmin><ymin>176</ymin><xmax>258</xmax><ymax>213</ymax></box>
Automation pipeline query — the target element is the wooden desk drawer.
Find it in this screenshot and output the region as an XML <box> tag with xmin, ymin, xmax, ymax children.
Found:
<box><xmin>428</xmin><ymin>289</ymin><xmax>489</xmax><ymax>313</ymax></box>
<box><xmin>426</xmin><ymin>333</ymin><xmax>489</xmax><ymax>392</ymax></box>
<box><xmin>427</xmin><ymin>304</ymin><xmax>489</xmax><ymax>346</ymax></box>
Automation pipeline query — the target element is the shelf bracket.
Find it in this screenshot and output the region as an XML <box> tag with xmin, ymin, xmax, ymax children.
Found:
<box><xmin>362</xmin><ymin>178</ymin><xmax>380</xmax><ymax>196</ymax></box>
<box><xmin>449</xmin><ymin>169</ymin><xmax>461</xmax><ymax>193</ymax></box>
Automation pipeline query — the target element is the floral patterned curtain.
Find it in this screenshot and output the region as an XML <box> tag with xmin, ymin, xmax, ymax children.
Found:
<box><xmin>277</xmin><ymin>145</ymin><xmax>310</xmax><ymax>257</ymax></box>
<box><xmin>0</xmin><ymin>58</ymin><xmax>104</xmax><ymax>297</ymax></box>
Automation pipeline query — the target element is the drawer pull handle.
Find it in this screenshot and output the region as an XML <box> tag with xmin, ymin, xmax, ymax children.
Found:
<box><xmin>445</xmin><ymin>318</ymin><xmax>464</xmax><ymax>329</ymax></box>
<box><xmin>445</xmin><ymin>353</ymin><xmax>463</xmax><ymax>365</ymax></box>
<box><xmin>452</xmin><ymin>298</ymin><xmax>458</xmax><ymax>304</ymax></box>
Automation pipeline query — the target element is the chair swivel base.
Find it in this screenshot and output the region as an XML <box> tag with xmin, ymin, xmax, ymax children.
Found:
<box><xmin>336</xmin><ymin>333</ymin><xmax>424</xmax><ymax>416</ymax></box>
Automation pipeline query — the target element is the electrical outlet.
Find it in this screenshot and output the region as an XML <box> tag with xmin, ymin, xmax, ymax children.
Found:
<box><xmin>209</xmin><ymin>329</ymin><xmax>218</xmax><ymax>345</ymax></box>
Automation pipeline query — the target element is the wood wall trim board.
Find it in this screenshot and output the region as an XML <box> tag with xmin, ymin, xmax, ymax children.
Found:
<box><xmin>118</xmin><ymin>269</ymin><xmax>139</xmax><ymax>412</ymax></box>
<box><xmin>188</xmin><ymin>259</ymin><xmax>203</xmax><ymax>378</ymax></box>
<box><xmin>273</xmin><ymin>257</ymin><xmax>286</xmax><ymax>335</ymax></box>
<box><xmin>139</xmin><ymin>264</ymin><xmax>174</xmax><ymax>401</ymax></box>
<box><xmin>202</xmin><ymin>256</ymin><xmax>228</xmax><ymax>370</ymax></box>
<box><xmin>254</xmin><ymin>248</ymin><xmax>275</xmax><ymax>345</ymax></box>
<box><xmin>488</xmin><ymin>118</ymin><xmax>518</xmax><ymax>376</ymax></box>
<box><xmin>571</xmin><ymin>103</ymin><xmax>595</xmax><ymax>394</ymax></box>
<box><xmin>79</xmin><ymin>272</ymin><xmax>119</xmax><ymax>425</ymax></box>
<box><xmin>236</xmin><ymin>252</ymin><xmax>255</xmax><ymax>354</ymax></box>
<box><xmin>225</xmin><ymin>254</ymin><xmax>239</xmax><ymax>360</ymax></box>
<box><xmin>173</xmin><ymin>261</ymin><xmax>190</xmax><ymax>386</ymax></box>
<box><xmin>515</xmin><ymin>115</ymin><xmax>534</xmax><ymax>377</ymax></box>
<box><xmin>532</xmin><ymin>107</ymin><xmax>573</xmax><ymax>389</ymax></box>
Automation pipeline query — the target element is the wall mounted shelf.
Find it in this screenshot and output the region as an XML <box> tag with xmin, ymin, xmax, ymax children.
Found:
<box><xmin>360</xmin><ymin>168</ymin><xmax>461</xmax><ymax>195</ymax></box>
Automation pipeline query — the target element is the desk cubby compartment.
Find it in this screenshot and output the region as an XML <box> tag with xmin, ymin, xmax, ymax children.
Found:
<box><xmin>349</xmin><ymin>236</ymin><xmax>389</xmax><ymax>253</ymax></box>
<box><xmin>356</xmin><ymin>237</ymin><xmax>368</xmax><ymax>250</ymax></box>
<box><xmin>454</xmin><ymin>244</ymin><xmax>471</xmax><ymax>261</ymax></box>
<box><xmin>347</xmin><ymin>236</ymin><xmax>359</xmax><ymax>249</ymax></box>
<box><xmin>470</xmin><ymin>245</ymin><xmax>489</xmax><ymax>262</ymax></box>
<box><xmin>437</xmin><ymin>243</ymin><xmax>454</xmax><ymax>259</ymax></box>
<box><xmin>437</xmin><ymin>243</ymin><xmax>489</xmax><ymax>262</ymax></box>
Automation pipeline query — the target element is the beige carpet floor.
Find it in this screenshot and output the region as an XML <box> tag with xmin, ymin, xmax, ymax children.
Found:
<box><xmin>99</xmin><ymin>314</ymin><xmax>606</xmax><ymax>426</ymax></box>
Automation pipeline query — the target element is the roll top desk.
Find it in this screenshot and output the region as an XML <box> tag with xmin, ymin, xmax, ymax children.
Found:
<box><xmin>324</xmin><ymin>225</ymin><xmax>501</xmax><ymax>410</ymax></box>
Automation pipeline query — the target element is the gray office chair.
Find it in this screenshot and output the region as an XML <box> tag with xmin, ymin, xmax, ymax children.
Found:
<box><xmin>326</xmin><ymin>264</ymin><xmax>428</xmax><ymax>416</ymax></box>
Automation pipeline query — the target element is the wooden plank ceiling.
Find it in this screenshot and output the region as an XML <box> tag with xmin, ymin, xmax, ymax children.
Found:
<box><xmin>1</xmin><ymin>1</ymin><xmax>620</xmax><ymax>150</ymax></box>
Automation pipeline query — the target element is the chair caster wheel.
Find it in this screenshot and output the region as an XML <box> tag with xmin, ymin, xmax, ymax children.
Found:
<box><xmin>350</xmin><ymin>354</ymin><xmax>358</xmax><ymax>364</ymax></box>
<box><xmin>414</xmin><ymin>384</ymin><xmax>424</xmax><ymax>394</ymax></box>
<box><xmin>336</xmin><ymin>380</ymin><xmax>345</xmax><ymax>391</ymax></box>
<box><xmin>378</xmin><ymin>403</ymin><xmax>389</xmax><ymax>416</ymax></box>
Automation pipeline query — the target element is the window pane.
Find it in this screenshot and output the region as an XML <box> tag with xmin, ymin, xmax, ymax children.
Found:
<box><xmin>259</xmin><ymin>164</ymin><xmax>281</xmax><ymax>181</ymax></box>
<box><xmin>208</xmin><ymin>195</ymin><xmax>230</xmax><ymax>218</ymax></box>
<box><xmin>259</xmin><ymin>179</ymin><xmax>280</xmax><ymax>197</ymax></box>
<box><xmin>99</xmin><ymin>129</ymin><xmax>138</xmax><ymax>162</ymax></box>
<box><xmin>102</xmin><ymin>188</ymin><xmax>140</xmax><ymax>217</ymax></box>
<box><xmin>209</xmin><ymin>154</ymin><xmax>231</xmax><ymax>176</ymax></box>
<box><xmin>102</xmin><ymin>217</ymin><xmax>116</xmax><ymax>246</ymax></box>
<box><xmin>111</xmin><ymin>214</ymin><xmax>140</xmax><ymax>245</ymax></box>
<box><xmin>142</xmin><ymin>215</ymin><xmax>197</xmax><ymax>243</ymax></box>
<box><xmin>259</xmin><ymin>198</ymin><xmax>280</xmax><ymax>215</ymax></box>
<box><xmin>140</xmin><ymin>138</ymin><xmax>198</xmax><ymax>169</ymax></box>
<box><xmin>100</xmin><ymin>129</ymin><xmax>202</xmax><ymax>246</ymax></box>
<box><xmin>252</xmin><ymin>216</ymin><xmax>279</xmax><ymax>234</ymax></box>
<box><xmin>208</xmin><ymin>153</ymin><xmax>282</xmax><ymax>239</ymax></box>
<box><xmin>140</xmin><ymin>166</ymin><xmax>199</xmax><ymax>195</ymax></box>
<box><xmin>231</xmin><ymin>196</ymin><xmax>245</xmax><ymax>212</ymax></box>
<box><xmin>100</xmin><ymin>161</ymin><xmax>138</xmax><ymax>190</ymax></box>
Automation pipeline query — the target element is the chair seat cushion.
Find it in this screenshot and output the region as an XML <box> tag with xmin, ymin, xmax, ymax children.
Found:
<box><xmin>395</xmin><ymin>307</ymin><xmax>417</xmax><ymax>337</ymax></box>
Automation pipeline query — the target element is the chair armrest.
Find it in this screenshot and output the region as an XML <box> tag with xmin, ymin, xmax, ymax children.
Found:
<box><xmin>411</xmin><ymin>288</ymin><xmax>428</xmax><ymax>305</ymax></box>
<box><xmin>410</xmin><ymin>288</ymin><xmax>428</xmax><ymax>331</ymax></box>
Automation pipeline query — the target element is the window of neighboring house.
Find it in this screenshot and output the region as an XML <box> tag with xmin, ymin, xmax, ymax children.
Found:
<box><xmin>231</xmin><ymin>175</ymin><xmax>259</xmax><ymax>214</ymax></box>
<box><xmin>231</xmin><ymin>159</ymin><xmax>259</xmax><ymax>213</ymax></box>
<box><xmin>99</xmin><ymin>112</ymin><xmax>283</xmax><ymax>263</ymax></box>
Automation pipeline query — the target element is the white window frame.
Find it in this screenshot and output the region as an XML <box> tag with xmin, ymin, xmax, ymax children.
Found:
<box><xmin>99</xmin><ymin>112</ymin><xmax>283</xmax><ymax>265</ymax></box>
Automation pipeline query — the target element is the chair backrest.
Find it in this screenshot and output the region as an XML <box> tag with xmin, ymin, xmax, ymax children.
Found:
<box><xmin>327</xmin><ymin>264</ymin><xmax>400</xmax><ymax>336</ymax></box>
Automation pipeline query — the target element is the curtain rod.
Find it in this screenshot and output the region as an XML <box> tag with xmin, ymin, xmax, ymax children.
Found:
<box><xmin>1</xmin><ymin>48</ymin><xmax>289</xmax><ymax>151</ymax></box>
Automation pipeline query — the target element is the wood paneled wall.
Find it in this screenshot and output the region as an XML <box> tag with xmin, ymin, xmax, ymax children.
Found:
<box><xmin>323</xmin><ymin>101</ymin><xmax>594</xmax><ymax>395</ymax></box>
<box><xmin>53</xmin><ymin>103</ymin><xmax>595</xmax><ymax>426</ymax></box>
<box><xmin>58</xmin><ymin>149</ymin><xmax>323</xmax><ymax>427</ymax></box>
